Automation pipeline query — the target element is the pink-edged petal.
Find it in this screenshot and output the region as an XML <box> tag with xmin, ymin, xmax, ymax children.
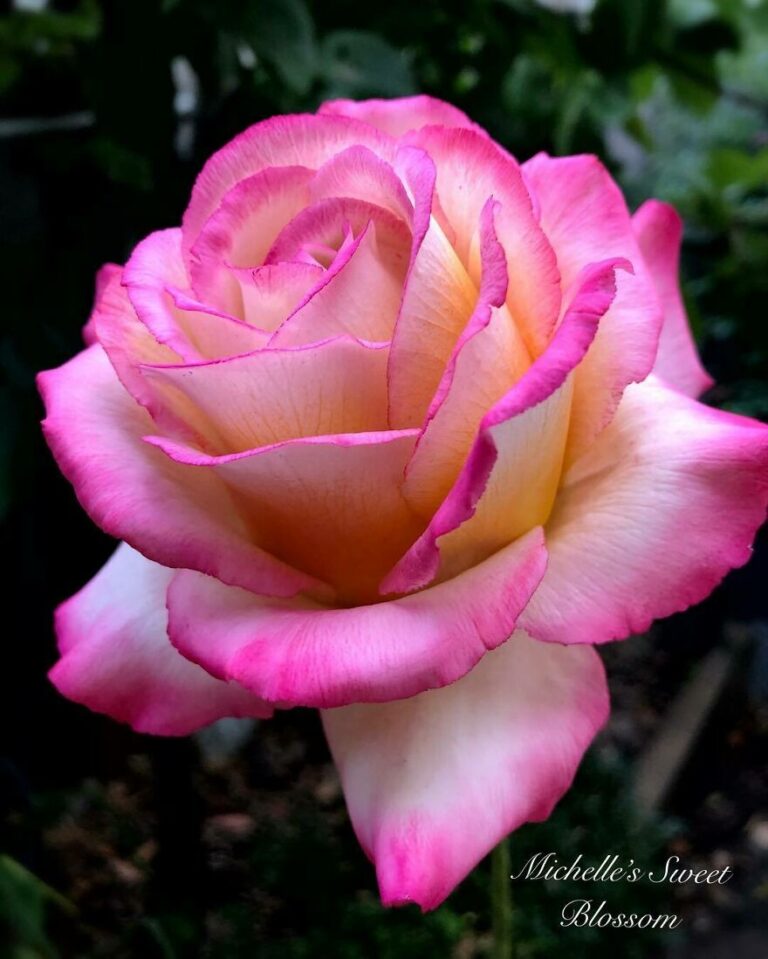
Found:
<box><xmin>322</xmin><ymin>629</ymin><xmax>609</xmax><ymax>909</ymax></box>
<box><xmin>385</xmin><ymin>258</ymin><xmax>627</xmax><ymax>594</ymax></box>
<box><xmin>520</xmin><ymin>376</ymin><xmax>768</xmax><ymax>645</ymax></box>
<box><xmin>403</xmin><ymin>127</ymin><xmax>561</xmax><ymax>356</ymax></box>
<box><xmin>51</xmin><ymin>543</ymin><xmax>273</xmax><ymax>735</ymax></box>
<box><xmin>38</xmin><ymin>345</ymin><xmax>324</xmax><ymax>598</ymax></box>
<box><xmin>139</xmin><ymin>337</ymin><xmax>390</xmax><ymax>454</ymax></box>
<box><xmin>92</xmin><ymin>269</ymin><xmax>266</xmax><ymax>441</ymax></box>
<box><xmin>523</xmin><ymin>154</ymin><xmax>664</xmax><ymax>462</ymax></box>
<box><xmin>182</xmin><ymin>114</ymin><xmax>396</xmax><ymax>256</ymax></box>
<box><xmin>147</xmin><ymin>429</ymin><xmax>422</xmax><ymax>604</ymax></box>
<box><xmin>189</xmin><ymin>166</ymin><xmax>313</xmax><ymax>313</ymax></box>
<box><xmin>167</xmin><ymin>527</ymin><xmax>546</xmax><ymax>708</ymax></box>
<box><xmin>123</xmin><ymin>228</ymin><xmax>266</xmax><ymax>361</ymax></box>
<box><xmin>318</xmin><ymin>95</ymin><xmax>485</xmax><ymax>138</ymax></box>
<box><xmin>386</xmin><ymin>146</ymin><xmax>479</xmax><ymax>427</ymax></box>
<box><xmin>309</xmin><ymin>145</ymin><xmax>413</xmax><ymax>222</ymax></box>
<box><xmin>264</xmin><ymin>195</ymin><xmax>408</xmax><ymax>270</ymax></box>
<box><xmin>234</xmin><ymin>262</ymin><xmax>323</xmax><ymax>332</ymax></box>
<box><xmin>266</xmin><ymin>197</ymin><xmax>410</xmax><ymax>346</ymax></box>
<box><xmin>396</xmin><ymin>199</ymin><xmax>528</xmax><ymax>514</ymax></box>
<box><xmin>83</xmin><ymin>263</ymin><xmax>121</xmax><ymax>345</ymax></box>
<box><xmin>633</xmin><ymin>199</ymin><xmax>713</xmax><ymax>398</ymax></box>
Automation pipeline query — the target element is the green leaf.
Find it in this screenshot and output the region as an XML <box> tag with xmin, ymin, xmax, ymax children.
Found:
<box><xmin>247</xmin><ymin>0</ymin><xmax>317</xmax><ymax>96</ymax></box>
<box><xmin>0</xmin><ymin>855</ymin><xmax>75</xmax><ymax>958</ymax></box>
<box><xmin>319</xmin><ymin>30</ymin><xmax>416</xmax><ymax>99</ymax></box>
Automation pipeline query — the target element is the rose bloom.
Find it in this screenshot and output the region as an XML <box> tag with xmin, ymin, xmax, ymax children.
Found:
<box><xmin>40</xmin><ymin>96</ymin><xmax>768</xmax><ymax>909</ymax></box>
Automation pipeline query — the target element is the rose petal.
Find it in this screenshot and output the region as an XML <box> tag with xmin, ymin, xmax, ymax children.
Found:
<box><xmin>322</xmin><ymin>630</ymin><xmax>609</xmax><ymax>909</ymax></box>
<box><xmin>139</xmin><ymin>337</ymin><xmax>391</xmax><ymax>454</ymax></box>
<box><xmin>309</xmin><ymin>145</ymin><xmax>413</xmax><ymax>221</ymax></box>
<box><xmin>520</xmin><ymin>376</ymin><xmax>768</xmax><ymax>644</ymax></box>
<box><xmin>50</xmin><ymin>543</ymin><xmax>272</xmax><ymax>735</ymax></box>
<box><xmin>123</xmin><ymin>229</ymin><xmax>267</xmax><ymax>361</ymax></box>
<box><xmin>318</xmin><ymin>95</ymin><xmax>485</xmax><ymax>138</ymax></box>
<box><xmin>83</xmin><ymin>263</ymin><xmax>121</xmax><ymax>345</ymax></box>
<box><xmin>522</xmin><ymin>154</ymin><xmax>664</xmax><ymax>463</ymax></box>
<box><xmin>384</xmin><ymin>258</ymin><xmax>627</xmax><ymax>594</ymax></box>
<box><xmin>188</xmin><ymin>166</ymin><xmax>314</xmax><ymax>315</ymax></box>
<box><xmin>38</xmin><ymin>345</ymin><xmax>324</xmax><ymax>597</ymax></box>
<box><xmin>146</xmin><ymin>429</ymin><xmax>422</xmax><ymax>603</ymax></box>
<box><xmin>404</xmin><ymin>126</ymin><xmax>561</xmax><ymax>356</ymax></box>
<box><xmin>632</xmin><ymin>199</ymin><xmax>713</xmax><ymax>398</ymax></box>
<box><xmin>268</xmin><ymin>213</ymin><xmax>408</xmax><ymax>347</ymax></box>
<box><xmin>182</xmin><ymin>114</ymin><xmax>396</xmax><ymax>256</ymax></box>
<box><xmin>386</xmin><ymin>146</ymin><xmax>479</xmax><ymax>427</ymax></box>
<box><xmin>166</xmin><ymin>527</ymin><xmax>546</xmax><ymax>708</ymax></box>
<box><xmin>395</xmin><ymin>199</ymin><xmax>528</xmax><ymax>515</ymax></box>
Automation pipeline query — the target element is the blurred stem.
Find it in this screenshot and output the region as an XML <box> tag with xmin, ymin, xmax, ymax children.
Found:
<box><xmin>491</xmin><ymin>837</ymin><xmax>514</xmax><ymax>959</ymax></box>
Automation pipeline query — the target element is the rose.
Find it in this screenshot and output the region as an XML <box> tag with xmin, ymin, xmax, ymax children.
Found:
<box><xmin>39</xmin><ymin>95</ymin><xmax>768</xmax><ymax>909</ymax></box>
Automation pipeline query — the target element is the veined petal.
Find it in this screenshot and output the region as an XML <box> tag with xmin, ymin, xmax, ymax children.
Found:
<box><xmin>38</xmin><ymin>345</ymin><xmax>324</xmax><ymax>598</ymax></box>
<box><xmin>520</xmin><ymin>376</ymin><xmax>768</xmax><ymax>645</ymax></box>
<box><xmin>147</xmin><ymin>429</ymin><xmax>422</xmax><ymax>604</ymax></box>
<box><xmin>51</xmin><ymin>544</ymin><xmax>272</xmax><ymax>735</ymax></box>
<box><xmin>322</xmin><ymin>630</ymin><xmax>608</xmax><ymax>909</ymax></box>
<box><xmin>166</xmin><ymin>527</ymin><xmax>546</xmax><ymax>708</ymax></box>
<box><xmin>309</xmin><ymin>145</ymin><xmax>413</xmax><ymax>221</ymax></box>
<box><xmin>139</xmin><ymin>337</ymin><xmax>391</xmax><ymax>454</ymax></box>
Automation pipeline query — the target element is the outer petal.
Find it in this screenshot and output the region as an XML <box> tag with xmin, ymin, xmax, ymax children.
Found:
<box><xmin>167</xmin><ymin>528</ymin><xmax>547</xmax><ymax>708</ymax></box>
<box><xmin>632</xmin><ymin>199</ymin><xmax>713</xmax><ymax>398</ymax></box>
<box><xmin>83</xmin><ymin>263</ymin><xmax>121</xmax><ymax>345</ymax></box>
<box><xmin>182</xmin><ymin>114</ymin><xmax>395</xmax><ymax>256</ymax></box>
<box><xmin>38</xmin><ymin>345</ymin><xmax>324</xmax><ymax>598</ymax></box>
<box><xmin>522</xmin><ymin>154</ymin><xmax>663</xmax><ymax>462</ymax></box>
<box><xmin>322</xmin><ymin>630</ymin><xmax>609</xmax><ymax>909</ymax></box>
<box><xmin>520</xmin><ymin>376</ymin><xmax>768</xmax><ymax>645</ymax></box>
<box><xmin>318</xmin><ymin>95</ymin><xmax>484</xmax><ymax>138</ymax></box>
<box><xmin>50</xmin><ymin>544</ymin><xmax>272</xmax><ymax>735</ymax></box>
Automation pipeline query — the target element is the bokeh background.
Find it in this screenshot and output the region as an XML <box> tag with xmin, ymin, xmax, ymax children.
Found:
<box><xmin>2</xmin><ymin>0</ymin><xmax>768</xmax><ymax>956</ymax></box>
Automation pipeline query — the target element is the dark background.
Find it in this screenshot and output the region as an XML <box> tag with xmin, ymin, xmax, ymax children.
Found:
<box><xmin>1</xmin><ymin>0</ymin><xmax>767</xmax><ymax>956</ymax></box>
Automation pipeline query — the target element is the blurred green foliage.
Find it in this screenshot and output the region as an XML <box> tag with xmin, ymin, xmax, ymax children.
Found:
<box><xmin>1</xmin><ymin>0</ymin><xmax>767</xmax><ymax>956</ymax></box>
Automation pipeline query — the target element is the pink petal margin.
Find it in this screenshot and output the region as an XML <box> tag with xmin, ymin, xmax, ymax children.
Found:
<box><xmin>166</xmin><ymin>527</ymin><xmax>547</xmax><ymax>708</ymax></box>
<box><xmin>520</xmin><ymin>376</ymin><xmax>768</xmax><ymax>645</ymax></box>
<box><xmin>382</xmin><ymin>257</ymin><xmax>630</xmax><ymax>594</ymax></box>
<box><xmin>322</xmin><ymin>630</ymin><xmax>609</xmax><ymax>910</ymax></box>
<box><xmin>632</xmin><ymin>199</ymin><xmax>713</xmax><ymax>398</ymax></box>
<box><xmin>50</xmin><ymin>543</ymin><xmax>272</xmax><ymax>735</ymax></box>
